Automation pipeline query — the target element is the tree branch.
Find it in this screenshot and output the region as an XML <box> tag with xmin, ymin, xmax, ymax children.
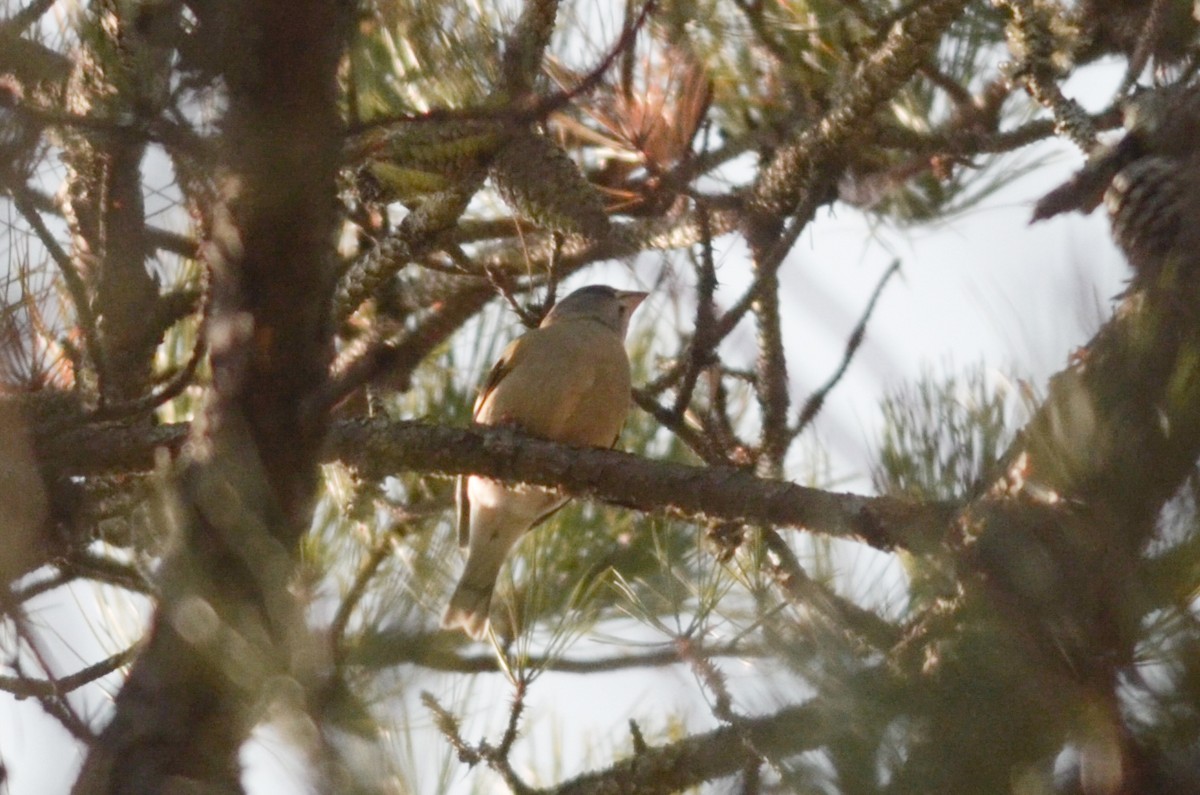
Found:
<box><xmin>536</xmin><ymin>701</ymin><xmax>829</xmax><ymax>795</ymax></box>
<box><xmin>42</xmin><ymin>418</ymin><xmax>955</xmax><ymax>553</ymax></box>
<box><xmin>749</xmin><ymin>0</ymin><xmax>969</xmax><ymax>222</ymax></box>
<box><xmin>0</xmin><ymin>643</ymin><xmax>141</xmax><ymax>698</ymax></box>
<box><xmin>350</xmin><ymin>629</ymin><xmax>767</xmax><ymax>674</ymax></box>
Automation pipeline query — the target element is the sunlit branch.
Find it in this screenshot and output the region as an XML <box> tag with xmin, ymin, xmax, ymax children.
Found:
<box><xmin>998</xmin><ymin>0</ymin><xmax>1099</xmax><ymax>153</ymax></box>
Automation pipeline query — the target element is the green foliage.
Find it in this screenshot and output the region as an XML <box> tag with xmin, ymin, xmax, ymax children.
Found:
<box><xmin>347</xmin><ymin>0</ymin><xmax>504</xmax><ymax>118</ymax></box>
<box><xmin>874</xmin><ymin>363</ymin><xmax>1021</xmax><ymax>501</ymax></box>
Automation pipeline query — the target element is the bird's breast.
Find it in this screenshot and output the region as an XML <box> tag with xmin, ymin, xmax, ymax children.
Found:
<box><xmin>477</xmin><ymin>323</ymin><xmax>632</xmax><ymax>447</ymax></box>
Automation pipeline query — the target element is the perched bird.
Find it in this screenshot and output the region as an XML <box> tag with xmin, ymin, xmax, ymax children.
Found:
<box><xmin>442</xmin><ymin>285</ymin><xmax>648</xmax><ymax>639</ymax></box>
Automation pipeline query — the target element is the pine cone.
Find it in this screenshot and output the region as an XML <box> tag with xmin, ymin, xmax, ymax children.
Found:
<box><xmin>1104</xmin><ymin>84</ymin><xmax>1200</xmax><ymax>287</ymax></box>
<box><xmin>1120</xmin><ymin>82</ymin><xmax>1200</xmax><ymax>161</ymax></box>
<box><xmin>1036</xmin><ymin>82</ymin><xmax>1200</xmax><ymax>289</ymax></box>
<box><xmin>1104</xmin><ymin>155</ymin><xmax>1197</xmax><ymax>283</ymax></box>
<box><xmin>489</xmin><ymin>130</ymin><xmax>611</xmax><ymax>239</ymax></box>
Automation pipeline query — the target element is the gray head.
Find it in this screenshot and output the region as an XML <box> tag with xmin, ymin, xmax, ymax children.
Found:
<box><xmin>541</xmin><ymin>285</ymin><xmax>648</xmax><ymax>336</ymax></box>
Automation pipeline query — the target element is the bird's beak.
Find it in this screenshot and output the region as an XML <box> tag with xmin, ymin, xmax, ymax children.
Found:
<box><xmin>614</xmin><ymin>290</ymin><xmax>648</xmax><ymax>336</ymax></box>
<box><xmin>616</xmin><ymin>290</ymin><xmax>649</xmax><ymax>312</ymax></box>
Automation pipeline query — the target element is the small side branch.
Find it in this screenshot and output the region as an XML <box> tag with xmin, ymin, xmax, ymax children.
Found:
<box><xmin>791</xmin><ymin>259</ymin><xmax>902</xmax><ymax>439</ymax></box>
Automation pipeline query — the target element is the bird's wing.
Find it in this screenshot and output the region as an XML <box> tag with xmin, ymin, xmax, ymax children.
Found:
<box><xmin>472</xmin><ymin>345</ymin><xmax>516</xmax><ymax>420</ymax></box>
<box><xmin>458</xmin><ymin>336</ymin><xmax>527</xmax><ymax>546</ymax></box>
<box><xmin>457</xmin><ymin>319</ymin><xmax>632</xmax><ymax>545</ymax></box>
<box><xmin>472</xmin><ymin>336</ymin><xmax>524</xmax><ymax>420</ymax></box>
<box><xmin>553</xmin><ymin>321</ymin><xmax>632</xmax><ymax>448</ymax></box>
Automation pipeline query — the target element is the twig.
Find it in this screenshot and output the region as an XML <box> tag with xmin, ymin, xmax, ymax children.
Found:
<box><xmin>676</xmin><ymin>635</ymin><xmax>786</xmax><ymax>783</ymax></box>
<box><xmin>875</xmin><ymin>117</ymin><xmax>1061</xmax><ymax>157</ymax></box>
<box><xmin>1119</xmin><ymin>0</ymin><xmax>1173</xmax><ymax>95</ymax></box>
<box><xmin>344</xmin><ymin>1</ymin><xmax>658</xmax><ymax>137</ymax></box>
<box><xmin>330</xmin><ymin>538</ymin><xmax>392</xmax><ymax>668</ymax></box>
<box><xmin>352</xmin><ymin>630</ymin><xmax>766</xmax><ymax>674</ymax></box>
<box><xmin>525</xmin><ymin>0</ymin><xmax>656</xmax><ymax>120</ymax></box>
<box><xmin>7</xmin><ymin>98</ymin><xmax>208</xmax><ymax>155</ymax></box>
<box><xmin>422</xmin><ymin>685</ymin><xmax>533</xmax><ymax>793</ymax></box>
<box><xmin>1</xmin><ymin>0</ymin><xmax>59</xmax><ymax>33</ymax></box>
<box><xmin>11</xmin><ymin>569</ymin><xmax>74</xmax><ymax>603</ymax></box>
<box><xmin>9</xmin><ymin>185</ymin><xmax>106</xmax><ymax>387</ymax></box>
<box><xmin>61</xmin><ymin>551</ymin><xmax>156</xmax><ymax>595</ymax></box>
<box><xmin>49</xmin><ymin>333</ymin><xmax>205</xmax><ymax>430</ymax></box>
<box><xmin>0</xmin><ymin>643</ymin><xmax>141</xmax><ymax>698</ymax></box>
<box><xmin>421</xmin><ymin>691</ymin><xmax>482</xmax><ymax>765</ymax></box>
<box><xmin>751</xmin><ymin>261</ymin><xmax>788</xmax><ymax>476</ymax></box>
<box><xmin>531</xmin><ymin>701</ymin><xmax>828</xmax><ymax>794</ymax></box>
<box><xmin>676</xmin><ymin>636</ymin><xmax>735</xmax><ymax>722</ymax></box>
<box><xmin>672</xmin><ymin>202</ymin><xmax>720</xmax><ymax>418</ymax></box>
<box><xmin>791</xmin><ymin>259</ymin><xmax>902</xmax><ymax>439</ymax></box>
<box><xmin>1000</xmin><ymin>0</ymin><xmax>1098</xmax><ymax>153</ymax></box>
<box><xmin>757</xmin><ymin>527</ymin><xmax>900</xmax><ymax>650</ymax></box>
<box><xmin>495</xmin><ymin>678</ymin><xmax>526</xmax><ymax>758</ymax></box>
<box><xmin>632</xmin><ymin>387</ymin><xmax>725</xmax><ymax>464</ymax></box>
<box><xmin>702</xmin><ymin>366</ymin><xmax>747</xmax><ymax>461</ymax></box>
<box><xmin>487</xmin><ymin>264</ymin><xmax>546</xmax><ymax>329</ymax></box>
<box><xmin>10</xmin><ymin>184</ymin><xmax>198</xmax><ymax>258</ymax></box>
<box><xmin>749</xmin><ymin>0</ymin><xmax>971</xmax><ymax>221</ymax></box>
<box><xmin>312</xmin><ymin>283</ymin><xmax>494</xmax><ymax>416</ymax></box>
<box><xmin>0</xmin><ymin>593</ymin><xmax>93</xmax><ymax>740</ymax></box>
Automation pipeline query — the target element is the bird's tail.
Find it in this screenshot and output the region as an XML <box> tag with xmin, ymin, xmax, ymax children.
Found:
<box><xmin>441</xmin><ymin>580</ymin><xmax>494</xmax><ymax>640</ymax></box>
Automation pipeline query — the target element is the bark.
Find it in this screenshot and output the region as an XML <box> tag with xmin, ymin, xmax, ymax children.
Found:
<box><xmin>43</xmin><ymin>416</ymin><xmax>956</xmax><ymax>552</ymax></box>
<box><xmin>70</xmin><ymin>1</ymin><xmax>346</xmax><ymax>792</ymax></box>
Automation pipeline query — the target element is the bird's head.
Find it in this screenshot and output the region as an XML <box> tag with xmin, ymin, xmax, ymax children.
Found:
<box><xmin>541</xmin><ymin>285</ymin><xmax>648</xmax><ymax>336</ymax></box>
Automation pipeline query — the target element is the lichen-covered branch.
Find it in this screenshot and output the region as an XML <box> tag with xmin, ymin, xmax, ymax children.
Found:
<box><xmin>42</xmin><ymin>417</ymin><xmax>955</xmax><ymax>553</ymax></box>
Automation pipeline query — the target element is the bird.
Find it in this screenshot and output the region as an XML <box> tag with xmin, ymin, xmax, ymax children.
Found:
<box><xmin>442</xmin><ymin>284</ymin><xmax>648</xmax><ymax>640</ymax></box>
